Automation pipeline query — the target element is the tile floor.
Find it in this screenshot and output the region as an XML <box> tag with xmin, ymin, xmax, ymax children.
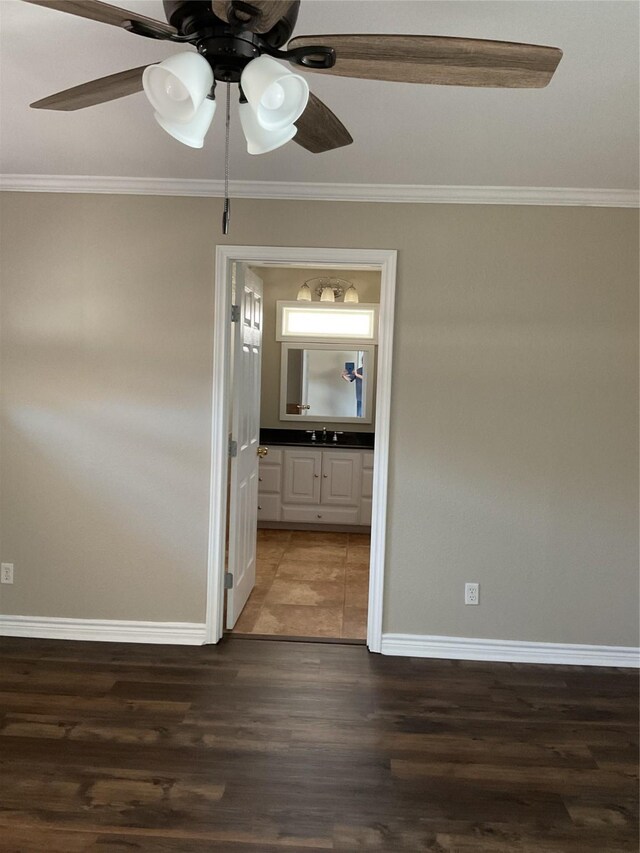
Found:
<box><xmin>231</xmin><ymin>529</ymin><xmax>370</xmax><ymax>640</ymax></box>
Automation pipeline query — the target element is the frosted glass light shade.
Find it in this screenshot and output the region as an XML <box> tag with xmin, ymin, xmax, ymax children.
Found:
<box><xmin>143</xmin><ymin>53</ymin><xmax>213</xmax><ymax>123</ymax></box>
<box><xmin>319</xmin><ymin>286</ymin><xmax>335</xmax><ymax>302</ymax></box>
<box><xmin>240</xmin><ymin>55</ymin><xmax>308</xmax><ymax>131</ymax></box>
<box><xmin>154</xmin><ymin>97</ymin><xmax>216</xmax><ymax>148</ymax></box>
<box><xmin>239</xmin><ymin>101</ymin><xmax>296</xmax><ymax>154</ymax></box>
<box><xmin>344</xmin><ymin>285</ymin><xmax>359</xmax><ymax>303</ymax></box>
<box><xmin>296</xmin><ymin>283</ymin><xmax>312</xmax><ymax>301</ymax></box>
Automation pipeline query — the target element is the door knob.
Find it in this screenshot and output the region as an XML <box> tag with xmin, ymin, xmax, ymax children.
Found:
<box><xmin>257</xmin><ymin>446</ymin><xmax>268</xmax><ymax>458</ymax></box>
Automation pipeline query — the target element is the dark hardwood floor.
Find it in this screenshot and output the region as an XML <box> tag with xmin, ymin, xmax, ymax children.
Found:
<box><xmin>0</xmin><ymin>636</ymin><xmax>637</xmax><ymax>852</ymax></box>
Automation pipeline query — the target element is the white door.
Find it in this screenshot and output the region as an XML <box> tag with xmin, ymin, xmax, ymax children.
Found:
<box><xmin>227</xmin><ymin>266</ymin><xmax>263</xmax><ymax>628</ymax></box>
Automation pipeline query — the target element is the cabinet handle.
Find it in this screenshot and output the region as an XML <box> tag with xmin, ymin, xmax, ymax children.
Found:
<box><xmin>314</xmin><ymin>474</ymin><xmax>319</xmax><ymax>478</ymax></box>
<box><xmin>317</xmin><ymin>514</ymin><xmax>322</xmax><ymax>518</ymax></box>
<box><xmin>323</xmin><ymin>474</ymin><xmax>328</xmax><ymax>478</ymax></box>
<box><xmin>258</xmin><ymin>477</ymin><xmax>263</xmax><ymax>482</ymax></box>
<box><xmin>258</xmin><ymin>505</ymin><xmax>262</xmax><ymax>510</ymax></box>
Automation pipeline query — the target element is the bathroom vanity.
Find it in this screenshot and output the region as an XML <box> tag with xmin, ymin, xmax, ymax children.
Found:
<box><xmin>257</xmin><ymin>430</ymin><xmax>374</xmax><ymax>529</ymax></box>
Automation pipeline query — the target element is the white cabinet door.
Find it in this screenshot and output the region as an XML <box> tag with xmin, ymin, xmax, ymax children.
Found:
<box><xmin>258</xmin><ymin>494</ymin><xmax>281</xmax><ymax>522</ymax></box>
<box><xmin>282</xmin><ymin>449</ymin><xmax>322</xmax><ymax>504</ymax></box>
<box><xmin>320</xmin><ymin>451</ymin><xmax>361</xmax><ymax>506</ymax></box>
<box><xmin>258</xmin><ymin>462</ymin><xmax>281</xmax><ymax>494</ymax></box>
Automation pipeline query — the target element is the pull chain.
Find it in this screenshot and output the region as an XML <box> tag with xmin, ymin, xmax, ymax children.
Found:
<box><xmin>222</xmin><ymin>81</ymin><xmax>231</xmax><ymax>235</ymax></box>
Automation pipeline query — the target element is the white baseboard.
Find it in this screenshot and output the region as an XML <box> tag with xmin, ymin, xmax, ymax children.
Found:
<box><xmin>381</xmin><ymin>633</ymin><xmax>640</xmax><ymax>668</ymax></box>
<box><xmin>0</xmin><ymin>615</ymin><xmax>207</xmax><ymax>645</ymax></box>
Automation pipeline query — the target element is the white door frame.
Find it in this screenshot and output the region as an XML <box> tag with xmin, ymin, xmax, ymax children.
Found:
<box><xmin>206</xmin><ymin>246</ymin><xmax>398</xmax><ymax>651</ymax></box>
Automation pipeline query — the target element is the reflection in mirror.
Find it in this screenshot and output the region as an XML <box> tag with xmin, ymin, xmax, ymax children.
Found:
<box><xmin>281</xmin><ymin>344</ymin><xmax>374</xmax><ymax>423</ymax></box>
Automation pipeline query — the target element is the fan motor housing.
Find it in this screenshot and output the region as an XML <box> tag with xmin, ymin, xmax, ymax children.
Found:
<box><xmin>162</xmin><ymin>1</ymin><xmax>299</xmax><ymax>47</ymax></box>
<box><xmin>161</xmin><ymin>0</ymin><xmax>301</xmax><ymax>83</ymax></box>
<box><xmin>200</xmin><ymin>35</ymin><xmax>261</xmax><ymax>83</ymax></box>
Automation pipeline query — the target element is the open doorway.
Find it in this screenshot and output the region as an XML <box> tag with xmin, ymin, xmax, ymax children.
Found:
<box><xmin>206</xmin><ymin>247</ymin><xmax>397</xmax><ymax>651</ymax></box>
<box><xmin>228</xmin><ymin>263</ymin><xmax>381</xmax><ymax>641</ymax></box>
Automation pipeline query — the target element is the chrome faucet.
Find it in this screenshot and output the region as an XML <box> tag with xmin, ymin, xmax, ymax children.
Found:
<box><xmin>306</xmin><ymin>430</ymin><xmax>316</xmax><ymax>442</ymax></box>
<box><xmin>332</xmin><ymin>431</ymin><xmax>344</xmax><ymax>443</ymax></box>
<box><xmin>321</xmin><ymin>426</ymin><xmax>327</xmax><ymax>442</ymax></box>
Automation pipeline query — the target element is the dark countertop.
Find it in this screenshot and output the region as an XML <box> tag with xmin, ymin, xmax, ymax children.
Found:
<box><xmin>260</xmin><ymin>428</ymin><xmax>374</xmax><ymax>450</ymax></box>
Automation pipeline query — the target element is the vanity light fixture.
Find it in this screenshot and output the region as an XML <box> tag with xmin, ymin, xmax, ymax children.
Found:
<box><xmin>319</xmin><ymin>286</ymin><xmax>336</xmax><ymax>303</ymax></box>
<box><xmin>296</xmin><ymin>282</ymin><xmax>312</xmax><ymax>302</ymax></box>
<box><xmin>344</xmin><ymin>284</ymin><xmax>359</xmax><ymax>303</ymax></box>
<box><xmin>296</xmin><ymin>277</ymin><xmax>359</xmax><ymax>303</ymax></box>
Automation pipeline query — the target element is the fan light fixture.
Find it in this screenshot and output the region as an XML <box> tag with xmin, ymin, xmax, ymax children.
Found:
<box><xmin>142</xmin><ymin>53</ymin><xmax>214</xmax><ymax>123</ymax></box>
<box><xmin>240</xmin><ymin>56</ymin><xmax>309</xmax><ymax>132</ymax></box>
<box><xmin>154</xmin><ymin>97</ymin><xmax>217</xmax><ymax>148</ymax></box>
<box><xmin>239</xmin><ymin>101</ymin><xmax>297</xmax><ymax>155</ymax></box>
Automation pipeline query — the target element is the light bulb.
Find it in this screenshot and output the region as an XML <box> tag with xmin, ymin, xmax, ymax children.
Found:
<box><xmin>261</xmin><ymin>83</ymin><xmax>285</xmax><ymax>111</ymax></box>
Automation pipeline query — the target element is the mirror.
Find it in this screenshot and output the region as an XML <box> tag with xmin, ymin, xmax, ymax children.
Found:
<box><xmin>280</xmin><ymin>343</ymin><xmax>375</xmax><ymax>423</ymax></box>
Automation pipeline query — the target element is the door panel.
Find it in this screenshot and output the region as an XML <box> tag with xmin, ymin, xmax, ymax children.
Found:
<box><xmin>258</xmin><ymin>463</ymin><xmax>281</xmax><ymax>494</ymax></box>
<box><xmin>282</xmin><ymin>449</ymin><xmax>322</xmax><ymax>504</ymax></box>
<box><xmin>258</xmin><ymin>494</ymin><xmax>281</xmax><ymax>522</ymax></box>
<box><xmin>320</xmin><ymin>451</ymin><xmax>361</xmax><ymax>506</ymax></box>
<box><xmin>227</xmin><ymin>267</ymin><xmax>263</xmax><ymax>629</ymax></box>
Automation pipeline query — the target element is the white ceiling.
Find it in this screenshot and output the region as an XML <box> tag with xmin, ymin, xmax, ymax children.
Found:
<box><xmin>1</xmin><ymin>0</ymin><xmax>638</xmax><ymax>189</ymax></box>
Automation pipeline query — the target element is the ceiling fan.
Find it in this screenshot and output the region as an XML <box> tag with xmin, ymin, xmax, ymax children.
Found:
<box><xmin>23</xmin><ymin>0</ymin><xmax>563</xmax><ymax>229</ymax></box>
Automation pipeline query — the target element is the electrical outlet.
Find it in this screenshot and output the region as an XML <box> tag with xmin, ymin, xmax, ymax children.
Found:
<box><xmin>1</xmin><ymin>563</ymin><xmax>14</xmax><ymax>584</ymax></box>
<box><xmin>465</xmin><ymin>582</ymin><xmax>479</xmax><ymax>605</ymax></box>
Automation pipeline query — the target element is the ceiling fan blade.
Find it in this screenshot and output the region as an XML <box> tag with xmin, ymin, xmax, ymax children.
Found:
<box><xmin>22</xmin><ymin>0</ymin><xmax>177</xmax><ymax>37</ymax></box>
<box><xmin>288</xmin><ymin>34</ymin><xmax>562</xmax><ymax>88</ymax></box>
<box><xmin>294</xmin><ymin>92</ymin><xmax>353</xmax><ymax>154</ymax></box>
<box><xmin>30</xmin><ymin>65</ymin><xmax>151</xmax><ymax>110</ymax></box>
<box><xmin>212</xmin><ymin>1</ymin><xmax>296</xmax><ymax>34</ymax></box>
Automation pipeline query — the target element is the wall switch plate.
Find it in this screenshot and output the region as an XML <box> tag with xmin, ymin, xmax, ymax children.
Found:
<box><xmin>465</xmin><ymin>582</ymin><xmax>479</xmax><ymax>605</ymax></box>
<box><xmin>1</xmin><ymin>563</ymin><xmax>14</xmax><ymax>584</ymax></box>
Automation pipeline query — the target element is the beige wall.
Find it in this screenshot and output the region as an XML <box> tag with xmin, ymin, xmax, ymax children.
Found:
<box><xmin>0</xmin><ymin>193</ymin><xmax>637</xmax><ymax>647</ymax></box>
<box><xmin>255</xmin><ymin>266</ymin><xmax>380</xmax><ymax>432</ymax></box>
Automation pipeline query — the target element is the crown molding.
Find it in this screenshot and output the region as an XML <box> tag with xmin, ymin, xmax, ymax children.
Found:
<box><xmin>1</xmin><ymin>174</ymin><xmax>638</xmax><ymax>208</ymax></box>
